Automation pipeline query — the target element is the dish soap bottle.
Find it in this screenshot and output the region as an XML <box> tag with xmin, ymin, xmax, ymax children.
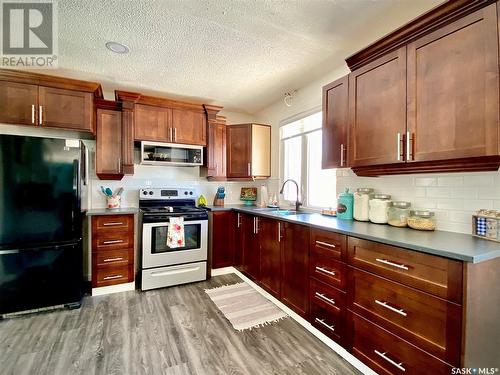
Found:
<box><xmin>337</xmin><ymin>188</ymin><xmax>354</xmax><ymax>220</ymax></box>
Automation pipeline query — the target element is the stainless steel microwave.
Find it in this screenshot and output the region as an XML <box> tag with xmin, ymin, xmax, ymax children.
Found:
<box><xmin>140</xmin><ymin>141</ymin><xmax>203</xmax><ymax>166</ymax></box>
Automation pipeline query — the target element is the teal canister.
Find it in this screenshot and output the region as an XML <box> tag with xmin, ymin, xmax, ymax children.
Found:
<box><xmin>337</xmin><ymin>188</ymin><xmax>354</xmax><ymax>220</ymax></box>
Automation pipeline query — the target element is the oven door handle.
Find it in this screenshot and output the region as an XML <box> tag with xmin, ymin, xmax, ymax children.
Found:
<box><xmin>142</xmin><ymin>220</ymin><xmax>208</xmax><ymax>229</ymax></box>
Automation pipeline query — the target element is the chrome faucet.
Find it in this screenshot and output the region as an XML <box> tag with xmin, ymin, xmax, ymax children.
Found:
<box><xmin>279</xmin><ymin>179</ymin><xmax>302</xmax><ymax>212</ymax></box>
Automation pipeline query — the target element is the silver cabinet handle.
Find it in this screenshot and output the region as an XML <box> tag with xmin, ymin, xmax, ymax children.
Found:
<box><xmin>253</xmin><ymin>217</ymin><xmax>256</xmax><ymax>234</ymax></box>
<box><xmin>103</xmin><ymin>257</ymin><xmax>123</xmax><ymax>262</ymax></box>
<box><xmin>397</xmin><ymin>133</ymin><xmax>401</xmax><ymax>161</ymax></box>
<box><xmin>255</xmin><ymin>217</ymin><xmax>259</xmax><ymax>234</ymax></box>
<box><xmin>375</xmin><ymin>258</ymin><xmax>409</xmax><ymax>271</ymax></box>
<box><xmin>315</xmin><ymin>266</ymin><xmax>336</xmax><ymax>276</ymax></box>
<box><xmin>237</xmin><ymin>213</ymin><xmax>241</xmax><ymax>228</ymax></box>
<box><xmin>374</xmin><ymin>350</ymin><xmax>406</xmax><ymax>372</ymax></box>
<box><xmin>174</xmin><ymin>128</ymin><xmax>177</xmax><ymax>141</ymax></box>
<box><xmin>315</xmin><ymin>240</ymin><xmax>336</xmax><ymax>249</ymax></box>
<box><xmin>315</xmin><ymin>318</ymin><xmax>335</xmax><ymax>332</ymax></box>
<box><xmin>170</xmin><ymin>128</ymin><xmax>173</xmax><ymax>141</ymax></box>
<box><xmin>315</xmin><ymin>292</ymin><xmax>335</xmax><ymax>305</ymax></box>
<box><xmin>118</xmin><ymin>157</ymin><xmax>121</xmax><ymax>173</ymax></box>
<box><xmin>103</xmin><ymin>275</ymin><xmax>123</xmax><ymax>280</ymax></box>
<box><xmin>102</xmin><ymin>239</ymin><xmax>124</xmax><ymax>245</ymax></box>
<box><xmin>278</xmin><ymin>222</ymin><xmax>282</xmax><ymax>242</ymax></box>
<box><xmin>406</xmin><ymin>131</ymin><xmax>413</xmax><ymax>161</ymax></box>
<box><xmin>31</xmin><ymin>104</ymin><xmax>35</xmax><ymax>124</ymax></box>
<box><xmin>39</xmin><ymin>105</ymin><xmax>43</xmax><ymax>125</ymax></box>
<box><xmin>103</xmin><ymin>222</ymin><xmax>124</xmax><ymax>226</ymax></box>
<box><xmin>340</xmin><ymin>143</ymin><xmax>345</xmax><ymax>166</ymax></box>
<box><xmin>375</xmin><ymin>299</ymin><xmax>407</xmax><ymax>317</ymax></box>
<box><xmin>247</xmin><ymin>162</ymin><xmax>251</xmax><ymax>176</ymax></box>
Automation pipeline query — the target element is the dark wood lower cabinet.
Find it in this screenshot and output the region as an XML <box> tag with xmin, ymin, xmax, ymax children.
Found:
<box><xmin>241</xmin><ymin>214</ymin><xmax>260</xmax><ymax>280</ymax></box>
<box><xmin>281</xmin><ymin>222</ymin><xmax>310</xmax><ymax>317</ymax></box>
<box><xmin>258</xmin><ymin>217</ymin><xmax>281</xmax><ymax>298</ymax></box>
<box><xmin>210</xmin><ymin>211</ymin><xmax>235</xmax><ymax>269</ymax></box>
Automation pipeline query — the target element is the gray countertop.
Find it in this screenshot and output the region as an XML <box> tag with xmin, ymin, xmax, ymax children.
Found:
<box><xmin>207</xmin><ymin>205</ymin><xmax>500</xmax><ymax>263</ymax></box>
<box><xmin>85</xmin><ymin>207</ymin><xmax>139</xmax><ymax>216</ymax></box>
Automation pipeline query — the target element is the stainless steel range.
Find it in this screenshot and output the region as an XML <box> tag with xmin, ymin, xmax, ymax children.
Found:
<box><xmin>139</xmin><ymin>188</ymin><xmax>208</xmax><ymax>291</ymax></box>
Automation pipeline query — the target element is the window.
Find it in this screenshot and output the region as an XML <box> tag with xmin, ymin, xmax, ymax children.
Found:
<box><xmin>280</xmin><ymin>111</ymin><xmax>336</xmax><ymax>209</ymax></box>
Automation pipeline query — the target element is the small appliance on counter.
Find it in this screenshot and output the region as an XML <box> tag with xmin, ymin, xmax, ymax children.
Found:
<box><xmin>337</xmin><ymin>188</ymin><xmax>353</xmax><ymax>220</ymax></box>
<box><xmin>473</xmin><ymin>209</ymin><xmax>500</xmax><ymax>241</ymax></box>
<box><xmin>140</xmin><ymin>141</ymin><xmax>203</xmax><ymax>166</ymax></box>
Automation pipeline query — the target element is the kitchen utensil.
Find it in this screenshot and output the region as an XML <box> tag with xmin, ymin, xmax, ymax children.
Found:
<box><xmin>105</xmin><ymin>187</ymin><xmax>113</xmax><ymax>197</ymax></box>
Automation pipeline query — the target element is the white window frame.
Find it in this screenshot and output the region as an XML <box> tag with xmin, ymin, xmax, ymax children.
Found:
<box><xmin>279</xmin><ymin>106</ymin><xmax>334</xmax><ymax>210</ymax></box>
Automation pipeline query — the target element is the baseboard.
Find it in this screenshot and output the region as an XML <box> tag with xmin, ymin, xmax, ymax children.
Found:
<box><xmin>222</xmin><ymin>267</ymin><xmax>376</xmax><ymax>375</ymax></box>
<box><xmin>211</xmin><ymin>267</ymin><xmax>236</xmax><ymax>276</ymax></box>
<box><xmin>91</xmin><ymin>281</ymin><xmax>135</xmax><ymax>296</ymax></box>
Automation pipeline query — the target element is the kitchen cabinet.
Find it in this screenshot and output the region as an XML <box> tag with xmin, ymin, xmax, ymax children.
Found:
<box><xmin>258</xmin><ymin>217</ymin><xmax>281</xmax><ymax>298</ymax></box>
<box><xmin>234</xmin><ymin>212</ymin><xmax>243</xmax><ymax>268</ymax></box>
<box><xmin>0</xmin><ymin>69</ymin><xmax>101</xmax><ymax>132</ymax></box>
<box><xmin>281</xmin><ymin>222</ymin><xmax>310</xmax><ymax>317</ymax></box>
<box><xmin>406</xmin><ymin>3</ymin><xmax>499</xmax><ymax>162</ymax></box>
<box><xmin>0</xmin><ymin>81</ymin><xmax>38</xmax><ymax>126</ymax></box>
<box><xmin>241</xmin><ymin>213</ymin><xmax>260</xmax><ymax>280</ymax></box>
<box><xmin>226</xmin><ymin>123</ymin><xmax>271</xmax><ymax>180</ymax></box>
<box><xmin>348</xmin><ymin>47</ymin><xmax>407</xmax><ymax>167</ymax></box>
<box><xmin>91</xmin><ymin>214</ymin><xmax>134</xmax><ymax>289</ymax></box>
<box><xmin>342</xmin><ymin>0</ymin><xmax>500</xmax><ymax>176</ymax></box>
<box><xmin>95</xmin><ymin>100</ymin><xmax>124</xmax><ymax>180</ymax></box>
<box><xmin>134</xmin><ymin>104</ymin><xmax>171</xmax><ymax>142</ymax></box>
<box><xmin>210</xmin><ymin>211</ymin><xmax>235</xmax><ymax>269</ymax></box>
<box><xmin>171</xmin><ymin>109</ymin><xmax>206</xmax><ymax>146</ymax></box>
<box><xmin>202</xmin><ymin>110</ymin><xmax>226</xmax><ymax>180</ymax></box>
<box><xmin>38</xmin><ymin>86</ymin><xmax>93</xmax><ymax>132</ymax></box>
<box><xmin>322</xmin><ymin>75</ymin><xmax>349</xmax><ymax>168</ymax></box>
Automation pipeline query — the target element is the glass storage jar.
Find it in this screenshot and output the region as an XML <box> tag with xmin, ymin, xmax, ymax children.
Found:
<box><xmin>407</xmin><ymin>210</ymin><xmax>436</xmax><ymax>231</ymax></box>
<box><xmin>353</xmin><ymin>188</ymin><xmax>374</xmax><ymax>221</ymax></box>
<box><xmin>368</xmin><ymin>194</ymin><xmax>391</xmax><ymax>224</ymax></box>
<box><xmin>388</xmin><ymin>201</ymin><xmax>411</xmax><ymax>228</ymax></box>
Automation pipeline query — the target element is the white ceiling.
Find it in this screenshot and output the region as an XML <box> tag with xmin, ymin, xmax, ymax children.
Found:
<box><xmin>52</xmin><ymin>0</ymin><xmax>442</xmax><ymax>113</ymax></box>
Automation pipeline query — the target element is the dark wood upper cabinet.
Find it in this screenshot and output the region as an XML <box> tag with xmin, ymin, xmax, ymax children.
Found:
<box><xmin>281</xmin><ymin>222</ymin><xmax>310</xmax><ymax>317</ymax></box>
<box><xmin>134</xmin><ymin>104</ymin><xmax>171</xmax><ymax>142</ymax></box>
<box><xmin>322</xmin><ymin>75</ymin><xmax>349</xmax><ymax>169</ymax></box>
<box><xmin>202</xmin><ymin>106</ymin><xmax>225</xmax><ymax>180</ymax></box>
<box><xmin>259</xmin><ymin>217</ymin><xmax>282</xmax><ymax>298</ymax></box>
<box><xmin>348</xmin><ymin>47</ymin><xmax>407</xmax><ymax>168</ymax></box>
<box><xmin>406</xmin><ymin>3</ymin><xmax>499</xmax><ymax>162</ymax></box>
<box><xmin>171</xmin><ymin>109</ymin><xmax>206</xmax><ymax>146</ymax></box>
<box><xmin>226</xmin><ymin>123</ymin><xmax>271</xmax><ymax>180</ymax></box>
<box><xmin>0</xmin><ymin>82</ymin><xmax>38</xmax><ymax>126</ymax></box>
<box><xmin>95</xmin><ymin>101</ymin><xmax>123</xmax><ymax>180</ymax></box>
<box><xmin>38</xmin><ymin>86</ymin><xmax>93</xmax><ymax>132</ymax></box>
<box><xmin>210</xmin><ymin>211</ymin><xmax>235</xmax><ymax>269</ymax></box>
<box><xmin>0</xmin><ymin>69</ymin><xmax>101</xmax><ymax>132</ymax></box>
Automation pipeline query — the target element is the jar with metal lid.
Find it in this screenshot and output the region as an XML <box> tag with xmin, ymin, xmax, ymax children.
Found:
<box><xmin>388</xmin><ymin>201</ymin><xmax>411</xmax><ymax>227</ymax></box>
<box><xmin>353</xmin><ymin>188</ymin><xmax>374</xmax><ymax>221</ymax></box>
<box><xmin>407</xmin><ymin>210</ymin><xmax>436</xmax><ymax>231</ymax></box>
<box><xmin>368</xmin><ymin>194</ymin><xmax>391</xmax><ymax>224</ymax></box>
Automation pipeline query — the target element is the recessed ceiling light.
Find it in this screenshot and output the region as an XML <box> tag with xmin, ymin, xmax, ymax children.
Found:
<box><xmin>105</xmin><ymin>41</ymin><xmax>129</xmax><ymax>54</ymax></box>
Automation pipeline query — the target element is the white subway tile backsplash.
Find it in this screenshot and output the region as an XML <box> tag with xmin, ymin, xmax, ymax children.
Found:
<box><xmin>337</xmin><ymin>170</ymin><xmax>500</xmax><ymax>234</ymax></box>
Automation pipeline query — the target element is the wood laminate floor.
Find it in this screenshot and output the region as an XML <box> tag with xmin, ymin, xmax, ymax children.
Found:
<box><xmin>0</xmin><ymin>274</ymin><xmax>361</xmax><ymax>375</ymax></box>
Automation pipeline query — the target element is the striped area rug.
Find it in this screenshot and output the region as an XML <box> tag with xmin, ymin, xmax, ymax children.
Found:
<box><xmin>205</xmin><ymin>282</ymin><xmax>288</xmax><ymax>331</ymax></box>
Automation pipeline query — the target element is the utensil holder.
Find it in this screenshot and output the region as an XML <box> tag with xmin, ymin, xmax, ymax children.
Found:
<box><xmin>107</xmin><ymin>195</ymin><xmax>121</xmax><ymax>209</ymax></box>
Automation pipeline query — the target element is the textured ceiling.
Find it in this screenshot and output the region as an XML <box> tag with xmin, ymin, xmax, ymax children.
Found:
<box><xmin>51</xmin><ymin>0</ymin><xmax>442</xmax><ymax>113</ymax></box>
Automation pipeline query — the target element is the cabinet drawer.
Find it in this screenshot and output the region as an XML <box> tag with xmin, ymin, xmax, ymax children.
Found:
<box><xmin>310</xmin><ymin>255</ymin><xmax>346</xmax><ymax>290</ymax></box>
<box><xmin>95</xmin><ymin>248</ymin><xmax>131</xmax><ymax>267</ymax></box>
<box><xmin>310</xmin><ymin>229</ymin><xmax>346</xmax><ymax>261</ymax></box>
<box><xmin>95</xmin><ymin>232</ymin><xmax>131</xmax><ymax>250</ymax></box>
<box><xmin>310</xmin><ymin>277</ymin><xmax>345</xmax><ymax>315</ymax></box>
<box><xmin>311</xmin><ymin>301</ymin><xmax>344</xmax><ymax>344</ymax></box>
<box><xmin>347</xmin><ymin>237</ymin><xmax>462</xmax><ymax>303</ymax></box>
<box><xmin>94</xmin><ymin>265</ymin><xmax>132</xmax><ymax>287</ymax></box>
<box><xmin>351</xmin><ymin>313</ymin><xmax>452</xmax><ymax>375</ymax></box>
<box><xmin>93</xmin><ymin>215</ymin><xmax>133</xmax><ymax>232</ymax></box>
<box><xmin>349</xmin><ymin>268</ymin><xmax>461</xmax><ymax>365</ymax></box>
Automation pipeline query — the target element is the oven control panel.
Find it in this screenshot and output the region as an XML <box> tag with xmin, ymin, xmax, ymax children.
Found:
<box><xmin>139</xmin><ymin>188</ymin><xmax>197</xmax><ymax>199</ymax></box>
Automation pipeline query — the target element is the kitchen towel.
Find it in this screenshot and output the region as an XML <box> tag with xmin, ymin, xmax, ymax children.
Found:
<box><xmin>167</xmin><ymin>216</ymin><xmax>185</xmax><ymax>248</ymax></box>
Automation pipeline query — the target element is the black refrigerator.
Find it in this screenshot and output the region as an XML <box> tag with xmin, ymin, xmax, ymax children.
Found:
<box><xmin>0</xmin><ymin>134</ymin><xmax>83</xmax><ymax>315</ymax></box>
